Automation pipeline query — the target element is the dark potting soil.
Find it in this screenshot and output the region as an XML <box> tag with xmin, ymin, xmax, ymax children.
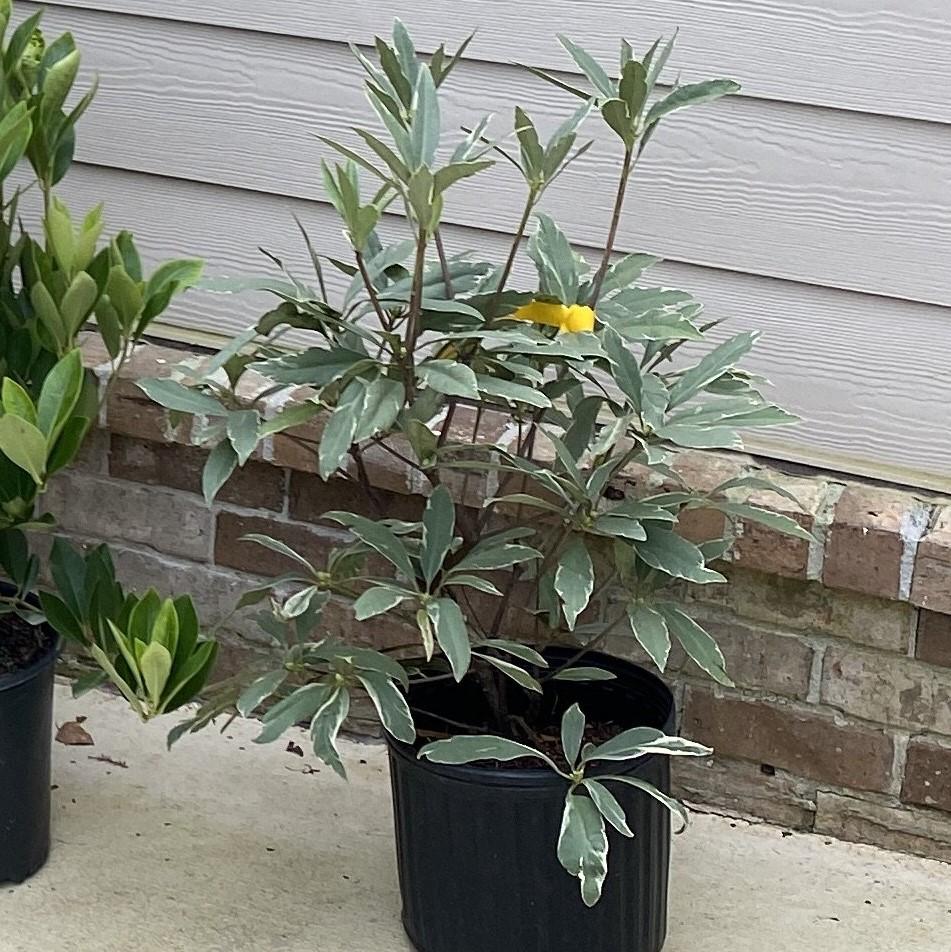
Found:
<box><xmin>0</xmin><ymin>613</ymin><xmax>54</xmax><ymax>677</ymax></box>
<box><xmin>409</xmin><ymin>663</ymin><xmax>630</xmax><ymax>771</ymax></box>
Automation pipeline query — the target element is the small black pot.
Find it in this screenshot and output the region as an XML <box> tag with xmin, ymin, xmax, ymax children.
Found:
<box><xmin>386</xmin><ymin>648</ymin><xmax>676</xmax><ymax>952</ymax></box>
<box><xmin>0</xmin><ymin>613</ymin><xmax>58</xmax><ymax>885</ymax></box>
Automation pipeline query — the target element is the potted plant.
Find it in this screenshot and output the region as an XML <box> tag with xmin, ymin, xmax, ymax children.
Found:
<box><xmin>0</xmin><ymin>1</ymin><xmax>217</xmax><ymax>885</ymax></box>
<box><xmin>146</xmin><ymin>23</ymin><xmax>811</xmax><ymax>951</ymax></box>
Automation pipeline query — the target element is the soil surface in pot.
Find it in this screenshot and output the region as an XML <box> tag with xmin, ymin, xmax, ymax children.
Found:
<box><xmin>407</xmin><ymin>652</ymin><xmax>662</xmax><ymax>771</ymax></box>
<box><xmin>0</xmin><ymin>614</ymin><xmax>55</xmax><ymax>676</ymax></box>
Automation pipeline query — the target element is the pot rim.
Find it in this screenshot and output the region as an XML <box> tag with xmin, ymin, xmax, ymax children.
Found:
<box><xmin>386</xmin><ymin>650</ymin><xmax>675</xmax><ymax>789</ymax></box>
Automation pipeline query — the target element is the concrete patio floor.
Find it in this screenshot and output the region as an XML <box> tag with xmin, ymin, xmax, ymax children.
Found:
<box><xmin>3</xmin><ymin>684</ymin><xmax>950</xmax><ymax>952</ymax></box>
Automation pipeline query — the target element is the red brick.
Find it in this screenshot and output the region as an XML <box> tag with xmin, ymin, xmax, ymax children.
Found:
<box><xmin>692</xmin><ymin>620</ymin><xmax>814</xmax><ymax>699</ymax></box>
<box><xmin>912</xmin><ymin>507</ymin><xmax>951</xmax><ymax>613</ymax></box>
<box><xmin>902</xmin><ymin>738</ymin><xmax>951</xmax><ymax>813</ymax></box>
<box><xmin>683</xmin><ymin>687</ymin><xmax>894</xmax><ymax>793</ymax></box>
<box><xmin>289</xmin><ymin>473</ymin><xmax>425</xmax><ymax>523</ymax></box>
<box><xmin>110</xmin><ymin>435</ymin><xmax>284</xmax><ymax>511</ymax></box>
<box><xmin>917</xmin><ymin>610</ymin><xmax>951</xmax><ymax>667</ymax></box>
<box><xmin>214</xmin><ymin>513</ymin><xmax>338</xmax><ymax>576</ymax></box>
<box><xmin>731</xmin><ymin>478</ymin><xmax>826</xmax><ymax>580</ymax></box>
<box><xmin>823</xmin><ymin>486</ymin><xmax>908</xmax><ymax>599</ymax></box>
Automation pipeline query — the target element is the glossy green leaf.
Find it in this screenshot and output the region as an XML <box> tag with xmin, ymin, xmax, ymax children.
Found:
<box><xmin>0</xmin><ymin>414</ymin><xmax>47</xmax><ymax>483</ymax></box>
<box><xmin>36</xmin><ymin>348</ymin><xmax>83</xmax><ymax>444</ymax></box>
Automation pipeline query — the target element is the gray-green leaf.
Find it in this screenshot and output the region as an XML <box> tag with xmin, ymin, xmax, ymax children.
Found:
<box><xmin>557</xmin><ymin>792</ymin><xmax>609</xmax><ymax>907</ymax></box>
<box><xmin>555</xmin><ymin>538</ymin><xmax>594</xmax><ymax>630</ymax></box>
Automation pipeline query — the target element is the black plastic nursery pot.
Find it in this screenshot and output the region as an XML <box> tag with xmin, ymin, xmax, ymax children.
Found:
<box><xmin>0</xmin><ymin>606</ymin><xmax>58</xmax><ymax>885</ymax></box>
<box><xmin>386</xmin><ymin>648</ymin><xmax>677</xmax><ymax>952</ymax></box>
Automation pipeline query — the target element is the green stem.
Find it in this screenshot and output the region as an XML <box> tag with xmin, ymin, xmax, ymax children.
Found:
<box><xmin>589</xmin><ymin>147</ymin><xmax>634</xmax><ymax>305</ymax></box>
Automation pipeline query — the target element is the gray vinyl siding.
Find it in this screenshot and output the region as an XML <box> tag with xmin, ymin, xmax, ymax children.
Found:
<box><xmin>23</xmin><ymin>0</ymin><xmax>951</xmax><ymax>490</ymax></box>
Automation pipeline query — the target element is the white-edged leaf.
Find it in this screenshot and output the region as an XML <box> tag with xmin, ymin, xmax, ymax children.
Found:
<box><xmin>417</xmin><ymin>359</ymin><xmax>479</xmax><ymax>399</ymax></box>
<box><xmin>582</xmin><ymin>726</ymin><xmax>665</xmax><ymax>764</ymax></box>
<box><xmin>429</xmin><ymin>597</ymin><xmax>471</xmax><ymax>681</ymax></box>
<box><xmin>421</xmin><ymin>485</ymin><xmax>455</xmax><ymax>587</ymax></box>
<box><xmin>627</xmin><ymin>603</ymin><xmax>671</xmax><ymax>671</ymax></box>
<box><xmin>227</xmin><ymin>409</ymin><xmax>260</xmax><ymax>465</ymax></box>
<box><xmin>319</xmin><ymin>380</ymin><xmax>366</xmax><ymax>479</ymax></box>
<box><xmin>137</xmin><ymin>378</ymin><xmax>228</xmax><ymax>416</ymax></box>
<box><xmin>202</xmin><ymin>440</ymin><xmax>238</xmax><ymax>505</ymax></box>
<box><xmin>582</xmin><ymin>779</ymin><xmax>633</xmax><ymax>837</ymax></box>
<box><xmin>657</xmin><ymin>604</ymin><xmax>734</xmax><ymax>687</ymax></box>
<box><xmin>324</xmin><ymin>511</ymin><xmax>416</xmax><ymax>581</ymax></box>
<box><xmin>357</xmin><ymin>670</ymin><xmax>415</xmax><ymax>743</ymax></box>
<box><xmin>557</xmin><ymin>792</ymin><xmax>609</xmax><ymax>908</ymax></box>
<box><xmin>473</xmin><ymin>652</ymin><xmax>542</xmax><ymax>693</ymax></box>
<box><xmin>420</xmin><ymin>734</ymin><xmax>558</xmax><ymax>771</ymax></box>
<box><xmin>240</xmin><ymin>533</ymin><xmax>317</xmax><ymax>574</ymax></box>
<box><xmin>236</xmin><ymin>670</ymin><xmax>287</xmax><ymax>717</ymax></box>
<box><xmin>477</xmin><ymin>639</ymin><xmax>548</xmax><ymax>667</ymax></box>
<box><xmin>634</xmin><ymin>525</ymin><xmax>725</xmax><ymax>584</ymax></box>
<box><xmin>554</xmin><ymin>538</ymin><xmax>594</xmax><ymax>630</ymax></box>
<box><xmin>311</xmin><ymin>687</ymin><xmax>351</xmax><ymax>779</ymax></box>
<box><xmin>553</xmin><ymin>666</ymin><xmax>617</xmax><ymax>682</ymax></box>
<box><xmin>353</xmin><ymin>585</ymin><xmax>412</xmax><ymax>620</ymax></box>
<box><xmin>561</xmin><ymin>702</ymin><xmax>586</xmax><ymax>767</ymax></box>
<box><xmin>603</xmin><ymin>775</ymin><xmax>690</xmax><ymax>832</ymax></box>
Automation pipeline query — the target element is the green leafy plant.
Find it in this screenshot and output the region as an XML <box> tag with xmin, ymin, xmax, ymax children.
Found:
<box><xmin>144</xmin><ymin>23</ymin><xmax>812</xmax><ymax>903</ymax></box>
<box><xmin>0</xmin><ymin>2</ymin><xmax>208</xmax><ymax>718</ymax></box>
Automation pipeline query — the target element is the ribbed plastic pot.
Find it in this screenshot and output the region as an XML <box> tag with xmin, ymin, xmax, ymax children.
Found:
<box><xmin>386</xmin><ymin>648</ymin><xmax>676</xmax><ymax>952</ymax></box>
<box><xmin>0</xmin><ymin>613</ymin><xmax>58</xmax><ymax>885</ymax></box>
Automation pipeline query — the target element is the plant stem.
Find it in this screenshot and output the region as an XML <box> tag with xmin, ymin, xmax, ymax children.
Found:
<box><xmin>487</xmin><ymin>190</ymin><xmax>537</xmax><ymax>317</ymax></box>
<box><xmin>542</xmin><ymin>611</ymin><xmax>629</xmax><ymax>682</ymax></box>
<box><xmin>434</xmin><ymin>229</ymin><xmax>454</xmax><ymax>297</ymax></box>
<box><xmin>403</xmin><ymin>228</ymin><xmax>429</xmax><ymax>400</ymax></box>
<box><xmin>589</xmin><ymin>147</ymin><xmax>634</xmax><ymax>305</ymax></box>
<box><xmin>355</xmin><ymin>250</ymin><xmax>391</xmax><ymax>330</ymax></box>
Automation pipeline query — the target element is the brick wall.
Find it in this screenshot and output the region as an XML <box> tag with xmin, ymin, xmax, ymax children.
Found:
<box><xmin>47</xmin><ymin>339</ymin><xmax>951</xmax><ymax>863</ymax></box>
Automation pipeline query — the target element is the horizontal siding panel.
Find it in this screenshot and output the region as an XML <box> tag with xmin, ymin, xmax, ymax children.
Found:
<box><xmin>26</xmin><ymin>163</ymin><xmax>951</xmax><ymax>493</ymax></box>
<box><xmin>28</xmin><ymin>4</ymin><xmax>951</xmax><ymax>306</ymax></box>
<box><xmin>38</xmin><ymin>0</ymin><xmax>951</xmax><ymax>123</ymax></box>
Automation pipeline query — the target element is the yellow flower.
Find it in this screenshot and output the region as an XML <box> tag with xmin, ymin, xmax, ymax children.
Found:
<box><xmin>512</xmin><ymin>300</ymin><xmax>596</xmax><ymax>334</ymax></box>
